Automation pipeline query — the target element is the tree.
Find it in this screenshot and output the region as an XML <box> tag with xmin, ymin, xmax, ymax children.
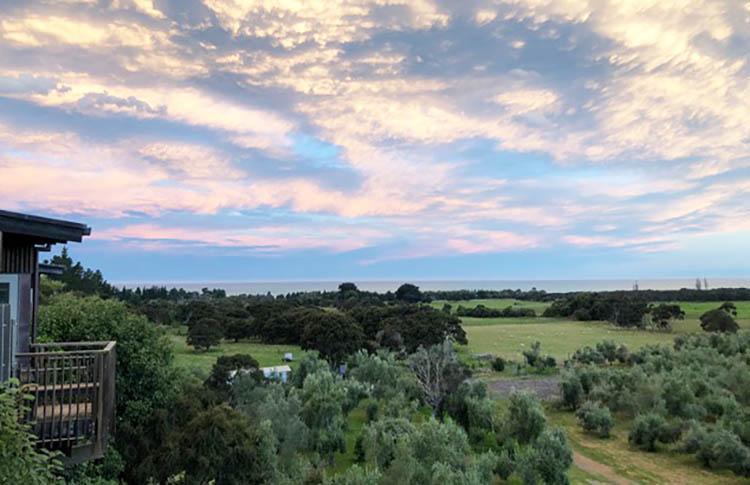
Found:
<box><xmin>381</xmin><ymin>306</ymin><xmax>467</xmax><ymax>352</ymax></box>
<box><xmin>395</xmin><ymin>283</ymin><xmax>425</xmax><ymax>303</ymax></box>
<box><xmin>46</xmin><ymin>247</ymin><xmax>116</xmax><ymax>297</ymax></box>
<box><xmin>224</xmin><ymin>317</ymin><xmax>254</xmax><ymax>342</ymax></box>
<box><xmin>507</xmin><ymin>391</ymin><xmax>547</xmax><ymax>444</ymax></box>
<box><xmin>518</xmin><ymin>428</ymin><xmax>573</xmax><ymax>485</ymax></box>
<box><xmin>409</xmin><ymin>340</ymin><xmax>469</xmax><ymax>416</ymax></box>
<box><xmin>628</xmin><ymin>413</ymin><xmax>677</xmax><ymax>451</ymax></box>
<box><xmin>559</xmin><ymin>372</ymin><xmax>584</xmax><ymax>410</ymax></box>
<box><xmin>339</xmin><ymin>282</ymin><xmax>359</xmax><ymax>293</ymax></box>
<box><xmin>188</xmin><ymin>318</ymin><xmax>223</xmax><ymax>351</ymax></box>
<box><xmin>575</xmin><ymin>401</ymin><xmax>614</xmax><ymax>438</ymax></box>
<box><xmin>719</xmin><ymin>301</ymin><xmax>738</xmax><ymax>317</ymax></box>
<box><xmin>696</xmin><ymin>278</ymin><xmax>703</xmax><ymax>290</ymax></box>
<box><xmin>648</xmin><ymin>303</ymin><xmax>685</xmax><ymax>331</ymax></box>
<box><xmin>38</xmin><ymin>294</ymin><xmax>177</xmax><ymax>483</ymax></box>
<box><xmin>0</xmin><ymin>380</ymin><xmax>62</xmax><ymax>484</ymax></box>
<box><xmin>301</xmin><ymin>371</ymin><xmax>348</xmax><ymax>464</ymax></box>
<box><xmin>443</xmin><ymin>380</ymin><xmax>495</xmax><ymax>437</ymax></box>
<box><xmin>700</xmin><ymin>308</ymin><xmax>739</xmax><ymax>333</ymax></box>
<box><xmin>168</xmin><ymin>405</ymin><xmax>278</xmax><ymax>485</ymax></box>
<box><xmin>205</xmin><ymin>354</ymin><xmax>262</xmax><ymax>400</ymax></box>
<box><xmin>349</xmin><ymin>350</ymin><xmax>414</xmax><ymax>400</ymax></box>
<box><xmin>255</xmin><ymin>384</ymin><xmax>310</xmax><ymax>473</ymax></box>
<box><xmin>300</xmin><ymin>311</ymin><xmax>365</xmax><ymax>363</ymax></box>
<box><xmin>361</xmin><ymin>417</ymin><xmax>416</xmax><ymax>468</ymax></box>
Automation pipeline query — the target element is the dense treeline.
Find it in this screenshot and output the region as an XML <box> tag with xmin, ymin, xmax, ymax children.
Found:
<box><xmin>454</xmin><ymin>304</ymin><xmax>536</xmax><ymax>318</ymax></box>
<box><xmin>182</xmin><ymin>292</ymin><xmax>467</xmax><ymax>359</ymax></box>
<box><xmin>425</xmin><ymin>288</ymin><xmax>552</xmax><ymax>301</ymax></box>
<box><xmin>560</xmin><ymin>332</ymin><xmax>750</xmax><ymax>477</ymax></box>
<box><xmin>543</xmin><ymin>293</ymin><xmax>740</xmax><ymax>332</ymax></box>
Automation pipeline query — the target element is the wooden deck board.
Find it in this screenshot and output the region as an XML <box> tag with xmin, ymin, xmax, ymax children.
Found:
<box><xmin>35</xmin><ymin>402</ymin><xmax>93</xmax><ymax>420</ymax></box>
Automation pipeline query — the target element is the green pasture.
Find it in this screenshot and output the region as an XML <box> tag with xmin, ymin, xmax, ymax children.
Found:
<box><xmin>453</xmin><ymin>299</ymin><xmax>750</xmax><ymax>361</ymax></box>
<box><xmin>461</xmin><ymin>321</ymin><xmax>678</xmax><ymax>361</ymax></box>
<box><xmin>167</xmin><ymin>327</ymin><xmax>305</xmax><ymax>377</ymax></box>
<box><xmin>166</xmin><ymin>299</ymin><xmax>750</xmax><ymax>375</ymax></box>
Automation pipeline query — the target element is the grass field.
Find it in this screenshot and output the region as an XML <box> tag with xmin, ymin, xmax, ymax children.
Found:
<box><xmin>166</xmin><ymin>300</ymin><xmax>750</xmax><ymax>373</ymax></box>
<box><xmin>444</xmin><ymin>299</ymin><xmax>750</xmax><ymax>361</ymax></box>
<box><xmin>167</xmin><ymin>327</ymin><xmax>305</xmax><ymax>377</ymax></box>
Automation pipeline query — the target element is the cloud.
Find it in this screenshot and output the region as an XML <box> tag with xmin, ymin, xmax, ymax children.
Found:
<box><xmin>0</xmin><ymin>73</ymin><xmax>63</xmax><ymax>95</ymax></box>
<box><xmin>1</xmin><ymin>0</ymin><xmax>749</xmax><ymax>270</ymax></box>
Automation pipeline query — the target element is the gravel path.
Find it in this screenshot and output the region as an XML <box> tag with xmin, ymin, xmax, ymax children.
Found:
<box><xmin>487</xmin><ymin>376</ymin><xmax>561</xmax><ymax>400</ymax></box>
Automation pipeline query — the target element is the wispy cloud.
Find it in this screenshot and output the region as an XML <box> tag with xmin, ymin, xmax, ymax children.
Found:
<box><xmin>1</xmin><ymin>0</ymin><xmax>749</xmax><ymax>277</ymax></box>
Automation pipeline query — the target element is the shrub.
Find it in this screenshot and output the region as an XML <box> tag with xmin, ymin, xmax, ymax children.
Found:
<box><xmin>575</xmin><ymin>401</ymin><xmax>614</xmax><ymax>438</ymax></box>
<box><xmin>522</xmin><ymin>342</ymin><xmax>556</xmax><ymax>371</ymax></box>
<box><xmin>491</xmin><ymin>356</ymin><xmax>506</xmax><ymax>372</ymax></box>
<box><xmin>559</xmin><ymin>372</ymin><xmax>584</xmax><ymax>410</ymax></box>
<box><xmin>0</xmin><ymin>380</ymin><xmax>62</xmax><ymax>484</ymax></box>
<box><xmin>628</xmin><ymin>413</ymin><xmax>679</xmax><ymax>451</ymax></box>
<box><xmin>571</xmin><ymin>346</ymin><xmax>605</xmax><ymax>365</ymax></box>
<box><xmin>693</xmin><ymin>428</ymin><xmax>750</xmax><ymax>476</ymax></box>
<box><xmin>528</xmin><ymin>428</ymin><xmax>573</xmax><ymax>485</ymax></box>
<box><xmin>507</xmin><ymin>391</ymin><xmax>547</xmax><ymax>444</ymax></box>
<box><xmin>366</xmin><ymin>402</ymin><xmax>379</xmax><ymax>423</ymax></box>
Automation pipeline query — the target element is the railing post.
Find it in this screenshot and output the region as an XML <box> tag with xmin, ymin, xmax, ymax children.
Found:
<box><xmin>94</xmin><ymin>352</ymin><xmax>105</xmax><ymax>458</ymax></box>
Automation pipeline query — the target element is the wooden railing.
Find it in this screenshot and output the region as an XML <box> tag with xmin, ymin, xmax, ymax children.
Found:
<box><xmin>16</xmin><ymin>341</ymin><xmax>116</xmax><ymax>463</ymax></box>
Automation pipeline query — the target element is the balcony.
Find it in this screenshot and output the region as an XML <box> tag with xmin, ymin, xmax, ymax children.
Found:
<box><xmin>16</xmin><ymin>341</ymin><xmax>116</xmax><ymax>464</ymax></box>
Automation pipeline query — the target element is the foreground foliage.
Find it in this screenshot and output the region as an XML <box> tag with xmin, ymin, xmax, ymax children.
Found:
<box><xmin>561</xmin><ymin>331</ymin><xmax>750</xmax><ymax>477</ymax></box>
<box><xmin>0</xmin><ymin>380</ymin><xmax>62</xmax><ymax>485</ymax></box>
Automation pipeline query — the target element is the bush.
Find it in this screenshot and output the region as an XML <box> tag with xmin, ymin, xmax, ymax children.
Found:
<box><xmin>575</xmin><ymin>401</ymin><xmax>614</xmax><ymax>438</ymax></box>
<box><xmin>692</xmin><ymin>428</ymin><xmax>750</xmax><ymax>476</ymax></box>
<box><xmin>0</xmin><ymin>380</ymin><xmax>62</xmax><ymax>484</ymax></box>
<box><xmin>39</xmin><ymin>294</ymin><xmax>178</xmax><ymax>483</ymax></box>
<box><xmin>507</xmin><ymin>391</ymin><xmax>547</xmax><ymax>444</ymax></box>
<box><xmin>527</xmin><ymin>428</ymin><xmax>573</xmax><ymax>485</ymax></box>
<box><xmin>491</xmin><ymin>356</ymin><xmax>506</xmax><ymax>372</ymax></box>
<box><xmin>628</xmin><ymin>413</ymin><xmax>679</xmax><ymax>451</ymax></box>
<box><xmin>522</xmin><ymin>342</ymin><xmax>556</xmax><ymax>371</ymax></box>
<box><xmin>366</xmin><ymin>401</ymin><xmax>379</xmax><ymax>423</ymax></box>
<box><xmin>559</xmin><ymin>372</ymin><xmax>584</xmax><ymax>410</ymax></box>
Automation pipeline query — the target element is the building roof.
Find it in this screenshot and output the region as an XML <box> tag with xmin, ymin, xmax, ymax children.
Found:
<box><xmin>261</xmin><ymin>365</ymin><xmax>292</xmax><ymax>373</ymax></box>
<box><xmin>0</xmin><ymin>210</ymin><xmax>91</xmax><ymax>244</ymax></box>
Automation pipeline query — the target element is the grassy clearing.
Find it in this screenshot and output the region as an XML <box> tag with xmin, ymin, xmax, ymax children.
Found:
<box><xmin>457</xmin><ymin>299</ymin><xmax>750</xmax><ymax>361</ymax></box>
<box><xmin>167</xmin><ymin>327</ymin><xmax>305</xmax><ymax>377</ymax></box>
<box><xmin>545</xmin><ymin>407</ymin><xmax>749</xmax><ymax>485</ymax></box>
<box><xmin>461</xmin><ymin>321</ymin><xmax>677</xmax><ymax>362</ymax></box>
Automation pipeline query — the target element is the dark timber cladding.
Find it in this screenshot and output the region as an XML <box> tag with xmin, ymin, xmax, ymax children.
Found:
<box><xmin>0</xmin><ymin>210</ymin><xmax>91</xmax><ymax>338</ymax></box>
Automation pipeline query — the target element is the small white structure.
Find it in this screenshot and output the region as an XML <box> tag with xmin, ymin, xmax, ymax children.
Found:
<box><xmin>283</xmin><ymin>352</ymin><xmax>294</xmax><ymax>362</ymax></box>
<box><xmin>261</xmin><ymin>365</ymin><xmax>292</xmax><ymax>383</ymax></box>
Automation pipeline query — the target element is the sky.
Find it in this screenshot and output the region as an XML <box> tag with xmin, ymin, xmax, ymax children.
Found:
<box><xmin>1</xmin><ymin>0</ymin><xmax>750</xmax><ymax>283</ymax></box>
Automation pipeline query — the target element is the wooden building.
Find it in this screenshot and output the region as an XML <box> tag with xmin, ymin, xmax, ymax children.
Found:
<box><xmin>0</xmin><ymin>210</ymin><xmax>116</xmax><ymax>464</ymax></box>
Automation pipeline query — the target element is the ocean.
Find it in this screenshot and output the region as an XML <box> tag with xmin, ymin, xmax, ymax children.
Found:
<box><xmin>115</xmin><ymin>278</ymin><xmax>750</xmax><ymax>296</ymax></box>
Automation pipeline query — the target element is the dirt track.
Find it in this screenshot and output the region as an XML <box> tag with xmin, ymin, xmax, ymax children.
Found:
<box><xmin>487</xmin><ymin>376</ymin><xmax>560</xmax><ymax>400</ymax></box>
